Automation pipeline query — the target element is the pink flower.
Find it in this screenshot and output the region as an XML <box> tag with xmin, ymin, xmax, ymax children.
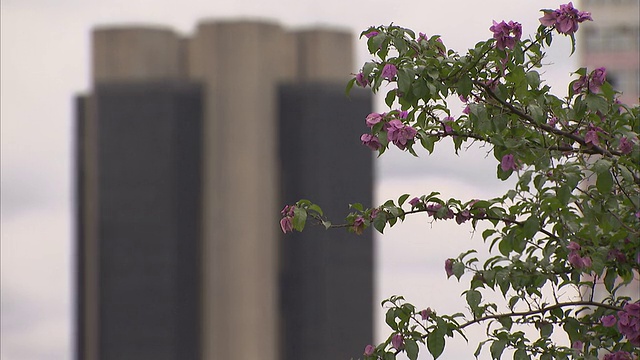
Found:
<box><xmin>618</xmin><ymin>302</ymin><xmax>640</xmax><ymax>345</ymax></box>
<box><xmin>585</xmin><ymin>130</ymin><xmax>599</xmax><ymax>146</ymax></box>
<box><xmin>364</xmin><ymin>344</ymin><xmax>375</xmax><ymax>356</ymax></box>
<box><xmin>364</xmin><ymin>30</ymin><xmax>379</xmax><ymax>38</ymax></box>
<box><xmin>601</xmin><ymin>314</ymin><xmax>617</xmax><ymax>327</ymax></box>
<box><xmin>603</xmin><ymin>351</ymin><xmax>633</xmax><ymax>360</ymax></box>
<box><xmin>567</xmin><ymin>241</ymin><xmax>581</xmax><ymax>251</ymax></box>
<box><xmin>540</xmin><ymin>2</ymin><xmax>592</xmax><ymax>35</ymax></box>
<box><xmin>571</xmin><ymin>340</ymin><xmax>583</xmax><ymax>351</ymax></box>
<box><xmin>391</xmin><ymin>333</ymin><xmax>404</xmax><ymax>350</ymax></box>
<box><xmin>420</xmin><ymin>308</ymin><xmax>432</xmax><ymax>321</ymax></box>
<box><xmin>386</xmin><ymin>119</ymin><xmax>417</xmax><ymax>150</ymax></box>
<box><xmin>360</xmin><ymin>134</ymin><xmax>382</xmax><ymax>151</ymax></box>
<box><xmin>365</xmin><ymin>112</ymin><xmax>384</xmax><ymax>127</ymax></box>
<box><xmin>489</xmin><ymin>20</ymin><xmax>522</xmax><ymax>50</ymax></box>
<box><xmin>445</xmin><ymin>258</ymin><xmax>454</xmax><ymax>278</ymax></box>
<box><xmin>500</xmin><ymin>154</ymin><xmax>518</xmax><ymax>172</ymax></box>
<box><xmin>381</xmin><ymin>63</ymin><xmax>398</xmax><ymax>80</ymax></box>
<box><xmin>280</xmin><ymin>217</ymin><xmax>293</xmax><ymax>233</ymax></box>
<box><xmin>589</xmin><ymin>67</ymin><xmax>606</xmax><ymax>92</ymax></box>
<box><xmin>408</xmin><ymin>197</ymin><xmax>421</xmax><ymax>207</ymax></box>
<box><xmin>455</xmin><ymin>210</ymin><xmax>471</xmax><ymax>225</ymax></box>
<box><xmin>355</xmin><ymin>72</ymin><xmax>369</xmax><ymax>87</ymax></box>
<box><xmin>352</xmin><ymin>216</ymin><xmax>366</xmax><ymax>235</ymax></box>
<box><xmin>442</xmin><ymin>116</ymin><xmax>454</xmax><ymax>134</ymax></box>
<box><xmin>619</xmin><ymin>137</ymin><xmax>635</xmax><ymax>154</ymax></box>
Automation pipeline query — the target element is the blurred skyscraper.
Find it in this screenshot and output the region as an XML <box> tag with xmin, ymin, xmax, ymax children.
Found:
<box><xmin>580</xmin><ymin>0</ymin><xmax>639</xmax><ymax>104</ymax></box>
<box><xmin>75</xmin><ymin>21</ymin><xmax>373</xmax><ymax>360</ymax></box>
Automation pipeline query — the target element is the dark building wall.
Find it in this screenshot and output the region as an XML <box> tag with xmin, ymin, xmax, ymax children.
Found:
<box><xmin>93</xmin><ymin>82</ymin><xmax>202</xmax><ymax>360</ymax></box>
<box><xmin>278</xmin><ymin>83</ymin><xmax>374</xmax><ymax>360</ymax></box>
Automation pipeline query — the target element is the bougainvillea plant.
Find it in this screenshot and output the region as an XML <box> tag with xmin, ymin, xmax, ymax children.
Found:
<box><xmin>281</xmin><ymin>3</ymin><xmax>639</xmax><ymax>359</ymax></box>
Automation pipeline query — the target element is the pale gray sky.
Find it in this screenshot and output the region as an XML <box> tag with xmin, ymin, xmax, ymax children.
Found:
<box><xmin>1</xmin><ymin>1</ymin><xmax>578</xmax><ymax>359</ymax></box>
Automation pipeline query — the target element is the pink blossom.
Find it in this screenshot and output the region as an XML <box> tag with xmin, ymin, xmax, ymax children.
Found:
<box><xmin>360</xmin><ymin>134</ymin><xmax>382</xmax><ymax>151</ymax></box>
<box><xmin>352</xmin><ymin>216</ymin><xmax>366</xmax><ymax>235</ymax></box>
<box><xmin>355</xmin><ymin>72</ymin><xmax>369</xmax><ymax>87</ymax></box>
<box><xmin>364</xmin><ymin>344</ymin><xmax>375</xmax><ymax>356</ymax></box>
<box><xmin>386</xmin><ymin>119</ymin><xmax>417</xmax><ymax>150</ymax></box>
<box><xmin>589</xmin><ymin>67</ymin><xmax>606</xmax><ymax>92</ymax></box>
<box><xmin>618</xmin><ymin>302</ymin><xmax>640</xmax><ymax>345</ymax></box>
<box><xmin>455</xmin><ymin>210</ymin><xmax>471</xmax><ymax>225</ymax></box>
<box><xmin>567</xmin><ymin>241</ymin><xmax>581</xmax><ymax>251</ymax></box>
<box><xmin>500</xmin><ymin>154</ymin><xmax>518</xmax><ymax>172</ymax></box>
<box><xmin>391</xmin><ymin>333</ymin><xmax>404</xmax><ymax>350</ymax></box>
<box><xmin>365</xmin><ymin>112</ymin><xmax>384</xmax><ymax>127</ymax></box>
<box><xmin>571</xmin><ymin>340</ymin><xmax>583</xmax><ymax>351</ymax></box>
<box><xmin>619</xmin><ymin>137</ymin><xmax>635</xmax><ymax>154</ymax></box>
<box><xmin>603</xmin><ymin>351</ymin><xmax>634</xmax><ymax>360</ymax></box>
<box><xmin>420</xmin><ymin>308</ymin><xmax>433</xmax><ymax>321</ymax></box>
<box><xmin>490</xmin><ymin>20</ymin><xmax>522</xmax><ymax>50</ymax></box>
<box><xmin>408</xmin><ymin>197</ymin><xmax>421</xmax><ymax>207</ymax></box>
<box><xmin>601</xmin><ymin>314</ymin><xmax>617</xmax><ymax>327</ymax></box>
<box><xmin>442</xmin><ymin>116</ymin><xmax>454</xmax><ymax>134</ymax></box>
<box><xmin>445</xmin><ymin>258</ymin><xmax>454</xmax><ymax>278</ymax></box>
<box><xmin>364</xmin><ymin>30</ymin><xmax>379</xmax><ymax>38</ymax></box>
<box><xmin>381</xmin><ymin>63</ymin><xmax>398</xmax><ymax>80</ymax></box>
<box><xmin>280</xmin><ymin>217</ymin><xmax>293</xmax><ymax>233</ymax></box>
<box><xmin>540</xmin><ymin>2</ymin><xmax>592</xmax><ymax>35</ymax></box>
<box><xmin>585</xmin><ymin>130</ymin><xmax>599</xmax><ymax>146</ymax></box>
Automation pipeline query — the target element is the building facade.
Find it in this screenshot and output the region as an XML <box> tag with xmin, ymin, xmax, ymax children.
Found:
<box><xmin>76</xmin><ymin>22</ymin><xmax>373</xmax><ymax>360</ymax></box>
<box><xmin>579</xmin><ymin>0</ymin><xmax>640</xmax><ymax>105</ymax></box>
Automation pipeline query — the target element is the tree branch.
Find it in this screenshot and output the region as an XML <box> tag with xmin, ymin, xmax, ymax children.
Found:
<box><xmin>458</xmin><ymin>301</ymin><xmax>623</xmax><ymax>330</ymax></box>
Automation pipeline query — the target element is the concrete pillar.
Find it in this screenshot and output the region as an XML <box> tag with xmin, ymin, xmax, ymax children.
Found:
<box><xmin>189</xmin><ymin>21</ymin><xmax>297</xmax><ymax>360</ymax></box>
<box><xmin>293</xmin><ymin>28</ymin><xmax>354</xmax><ymax>82</ymax></box>
<box><xmin>93</xmin><ymin>27</ymin><xmax>185</xmax><ymax>83</ymax></box>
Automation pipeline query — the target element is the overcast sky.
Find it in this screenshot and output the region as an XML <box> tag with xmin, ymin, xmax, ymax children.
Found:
<box><xmin>1</xmin><ymin>1</ymin><xmax>579</xmax><ymax>359</ymax></box>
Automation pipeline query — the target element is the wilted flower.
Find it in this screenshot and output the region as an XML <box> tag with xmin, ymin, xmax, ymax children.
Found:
<box><xmin>352</xmin><ymin>216</ymin><xmax>366</xmax><ymax>235</ymax></box>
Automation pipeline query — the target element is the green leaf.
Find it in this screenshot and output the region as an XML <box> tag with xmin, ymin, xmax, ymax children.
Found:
<box><xmin>585</xmin><ymin>93</ymin><xmax>608</xmax><ymax>114</ymax></box>
<box><xmin>427</xmin><ymin>330</ymin><xmax>446</xmax><ymax>359</ymax></box>
<box><xmin>523</xmin><ymin>216</ymin><xmax>540</xmax><ymax>239</ymax></box>
<box><xmin>308</xmin><ymin>204</ymin><xmax>323</xmax><ymax>216</ymax></box>
<box><xmin>405</xmin><ymin>339</ymin><xmax>419</xmax><ymax>360</ymax></box>
<box><xmin>466</xmin><ymin>290</ymin><xmax>482</xmax><ymax>309</ymax></box>
<box><xmin>596</xmin><ymin>170</ymin><xmax>613</xmax><ymax>194</ymax></box>
<box><xmin>345</xmin><ymin>77</ymin><xmax>356</xmax><ymax>96</ymax></box>
<box><xmin>514</xmin><ymin>348</ymin><xmax>530</xmax><ymax>360</ymax></box>
<box><xmin>458</xmin><ymin>74</ymin><xmax>473</xmax><ymax>97</ymax></box>
<box><xmin>292</xmin><ymin>207</ymin><xmax>307</xmax><ymax>232</ymax></box>
<box><xmin>490</xmin><ymin>340</ymin><xmax>507</xmax><ymax>360</ymax></box>
<box><xmin>398</xmin><ymin>194</ymin><xmax>411</xmax><ymax>206</ymax></box>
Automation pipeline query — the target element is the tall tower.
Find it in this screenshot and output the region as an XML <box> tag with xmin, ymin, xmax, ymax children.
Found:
<box><xmin>76</xmin><ymin>21</ymin><xmax>373</xmax><ymax>360</ymax></box>
<box><xmin>579</xmin><ymin>0</ymin><xmax>640</xmax><ymax>105</ymax></box>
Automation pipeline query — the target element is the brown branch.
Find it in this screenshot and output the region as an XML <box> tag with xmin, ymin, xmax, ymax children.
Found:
<box><xmin>458</xmin><ymin>301</ymin><xmax>623</xmax><ymax>330</ymax></box>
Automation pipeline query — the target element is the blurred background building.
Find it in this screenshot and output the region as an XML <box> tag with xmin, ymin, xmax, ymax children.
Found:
<box><xmin>579</xmin><ymin>0</ymin><xmax>640</xmax><ymax>105</ymax></box>
<box><xmin>75</xmin><ymin>21</ymin><xmax>373</xmax><ymax>360</ymax></box>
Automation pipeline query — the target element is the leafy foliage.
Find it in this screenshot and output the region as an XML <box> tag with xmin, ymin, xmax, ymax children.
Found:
<box><xmin>284</xmin><ymin>5</ymin><xmax>639</xmax><ymax>360</ymax></box>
